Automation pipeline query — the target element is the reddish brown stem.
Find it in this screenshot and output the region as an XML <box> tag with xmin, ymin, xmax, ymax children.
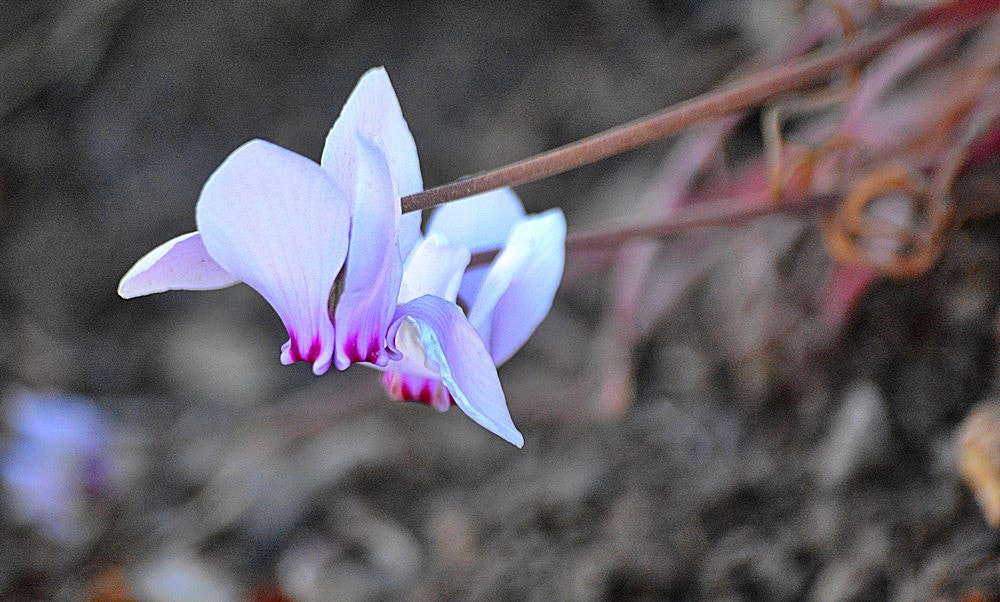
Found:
<box><xmin>401</xmin><ymin>1</ymin><xmax>1000</xmax><ymax>215</ymax></box>
<box><xmin>468</xmin><ymin>192</ymin><xmax>839</xmax><ymax>267</ymax></box>
<box><xmin>465</xmin><ymin>117</ymin><xmax>1000</xmax><ymax>269</ymax></box>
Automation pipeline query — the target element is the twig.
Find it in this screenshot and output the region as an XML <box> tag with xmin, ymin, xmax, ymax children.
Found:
<box><xmin>401</xmin><ymin>1</ymin><xmax>1000</xmax><ymax>215</ymax></box>
<box><xmin>468</xmin><ymin>191</ymin><xmax>839</xmax><ymax>267</ymax></box>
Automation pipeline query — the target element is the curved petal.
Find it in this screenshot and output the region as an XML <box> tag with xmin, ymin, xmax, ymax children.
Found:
<box><xmin>332</xmin><ymin>135</ymin><xmax>402</xmax><ymax>370</ymax></box>
<box><xmin>388</xmin><ymin>295</ymin><xmax>523</xmax><ymax>447</ymax></box>
<box><xmin>322</xmin><ymin>67</ymin><xmax>424</xmax><ymax>258</ymax></box>
<box><xmin>398</xmin><ymin>232</ymin><xmax>471</xmax><ymax>304</ymax></box>
<box><xmin>426</xmin><ymin>187</ymin><xmax>525</xmax><ymax>250</ymax></box>
<box><xmin>118</xmin><ymin>232</ymin><xmax>239</xmax><ymax>298</ymax></box>
<box><xmin>384</xmin><ymin>317</ymin><xmax>439</xmax><ymax>380</ymax></box>
<box><xmin>378</xmin><ymin>314</ymin><xmax>455</xmax><ymax>416</ymax></box>
<box><xmin>196</xmin><ymin>139</ymin><xmax>350</xmax><ymax>375</ymax></box>
<box><xmin>467</xmin><ymin>209</ymin><xmax>566</xmax><ymax>366</ymax></box>
<box><xmin>426</xmin><ymin>187</ymin><xmax>526</xmax><ymax>305</ymax></box>
<box><xmin>381</xmin><ymin>370</ymin><xmax>452</xmax><ymax>412</ymax></box>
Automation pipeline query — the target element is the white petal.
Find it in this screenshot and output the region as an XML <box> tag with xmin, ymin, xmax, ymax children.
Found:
<box><xmin>332</xmin><ymin>134</ymin><xmax>402</xmax><ymax>369</ymax></box>
<box><xmin>388</xmin><ymin>295</ymin><xmax>523</xmax><ymax>447</ymax></box>
<box><xmin>426</xmin><ymin>187</ymin><xmax>526</xmax><ymax>304</ymax></box>
<box><xmin>398</xmin><ymin>232</ymin><xmax>471</xmax><ymax>304</ymax></box>
<box><xmin>322</xmin><ymin>67</ymin><xmax>424</xmax><ymax>257</ymax></box>
<box><xmin>118</xmin><ymin>232</ymin><xmax>239</xmax><ymax>298</ymax></box>
<box><xmin>426</xmin><ymin>187</ymin><xmax>526</xmax><ymax>251</ymax></box>
<box><xmin>196</xmin><ymin>139</ymin><xmax>351</xmax><ymax>375</ymax></box>
<box><xmin>467</xmin><ymin>209</ymin><xmax>566</xmax><ymax>365</ymax></box>
<box><xmin>399</xmin><ymin>211</ymin><xmax>423</xmax><ymax>262</ymax></box>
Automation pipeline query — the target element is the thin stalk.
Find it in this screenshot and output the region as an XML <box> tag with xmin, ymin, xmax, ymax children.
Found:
<box><xmin>466</xmin><ymin>114</ymin><xmax>1000</xmax><ymax>269</ymax></box>
<box><xmin>401</xmin><ymin>1</ymin><xmax>999</xmax><ymax>215</ymax></box>
<box><xmin>468</xmin><ymin>193</ymin><xmax>834</xmax><ymax>267</ymax></box>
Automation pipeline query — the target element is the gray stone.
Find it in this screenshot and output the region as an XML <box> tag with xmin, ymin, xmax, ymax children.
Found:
<box><xmin>816</xmin><ymin>381</ymin><xmax>891</xmax><ymax>490</ymax></box>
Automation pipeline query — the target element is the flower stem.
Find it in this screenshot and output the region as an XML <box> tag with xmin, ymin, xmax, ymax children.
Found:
<box><xmin>466</xmin><ymin>112</ymin><xmax>1000</xmax><ymax>269</ymax></box>
<box><xmin>401</xmin><ymin>1</ymin><xmax>999</xmax><ymax>215</ymax></box>
<box><xmin>468</xmin><ymin>192</ymin><xmax>835</xmax><ymax>267</ymax></box>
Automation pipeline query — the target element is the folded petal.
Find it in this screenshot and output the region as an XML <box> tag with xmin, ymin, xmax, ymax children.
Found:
<box><xmin>196</xmin><ymin>139</ymin><xmax>350</xmax><ymax>375</ymax></box>
<box><xmin>376</xmin><ymin>312</ymin><xmax>456</xmax><ymax>416</ymax></box>
<box><xmin>118</xmin><ymin>232</ymin><xmax>239</xmax><ymax>298</ymax></box>
<box><xmin>388</xmin><ymin>295</ymin><xmax>523</xmax><ymax>447</ymax></box>
<box><xmin>332</xmin><ymin>135</ymin><xmax>402</xmax><ymax>370</ymax></box>
<box><xmin>381</xmin><ymin>370</ymin><xmax>452</xmax><ymax>412</ymax></box>
<box><xmin>322</xmin><ymin>67</ymin><xmax>424</xmax><ymax>258</ymax></box>
<box><xmin>467</xmin><ymin>209</ymin><xmax>566</xmax><ymax>366</ymax></box>
<box><xmin>398</xmin><ymin>232</ymin><xmax>471</xmax><ymax>304</ymax></box>
<box><xmin>426</xmin><ymin>187</ymin><xmax>526</xmax><ymax>305</ymax></box>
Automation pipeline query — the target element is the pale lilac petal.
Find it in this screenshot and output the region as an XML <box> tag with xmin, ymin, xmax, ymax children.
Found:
<box><xmin>196</xmin><ymin>139</ymin><xmax>350</xmax><ymax>376</ymax></box>
<box><xmin>333</xmin><ymin>135</ymin><xmax>402</xmax><ymax>370</ymax></box>
<box><xmin>322</xmin><ymin>67</ymin><xmax>424</xmax><ymax>258</ymax></box>
<box><xmin>118</xmin><ymin>232</ymin><xmax>239</xmax><ymax>299</ymax></box>
<box><xmin>398</xmin><ymin>212</ymin><xmax>423</xmax><ymax>261</ymax></box>
<box><xmin>467</xmin><ymin>209</ymin><xmax>566</xmax><ymax>366</ymax></box>
<box><xmin>398</xmin><ymin>232</ymin><xmax>470</xmax><ymax>304</ymax></box>
<box><xmin>426</xmin><ymin>187</ymin><xmax>526</xmax><ymax>250</ymax></box>
<box><xmin>388</xmin><ymin>295</ymin><xmax>523</xmax><ymax>447</ymax></box>
<box><xmin>426</xmin><ymin>187</ymin><xmax>526</xmax><ymax>304</ymax></box>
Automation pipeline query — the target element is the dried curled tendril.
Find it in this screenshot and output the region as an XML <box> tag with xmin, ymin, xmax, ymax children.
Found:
<box><xmin>822</xmin><ymin>164</ymin><xmax>953</xmax><ymax>278</ymax></box>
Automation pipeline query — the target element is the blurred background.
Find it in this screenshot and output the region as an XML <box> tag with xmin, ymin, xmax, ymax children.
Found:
<box><xmin>1</xmin><ymin>0</ymin><xmax>999</xmax><ymax>599</ymax></box>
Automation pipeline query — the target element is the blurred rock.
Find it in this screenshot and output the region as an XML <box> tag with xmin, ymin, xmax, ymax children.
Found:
<box><xmin>652</xmin><ymin>343</ymin><xmax>710</xmax><ymax>396</ymax></box>
<box><xmin>808</xmin><ymin>527</ymin><xmax>889</xmax><ymax>602</ymax></box>
<box><xmin>162</xmin><ymin>304</ymin><xmax>276</xmax><ymax>409</ymax></box>
<box><xmin>903</xmin><ymin>528</ymin><xmax>1000</xmax><ymax>600</ymax></box>
<box><xmin>700</xmin><ymin>527</ymin><xmax>806</xmax><ymax>600</ymax></box>
<box><xmin>0</xmin><ymin>0</ymin><xmax>132</xmax><ymax>117</ymax></box>
<box><xmin>276</xmin><ymin>538</ymin><xmax>337</xmax><ymax>602</ymax></box>
<box><xmin>815</xmin><ymin>381</ymin><xmax>891</xmax><ymax>490</ymax></box>
<box><xmin>178</xmin><ymin>414</ymin><xmax>403</xmax><ymax>544</ymax></box>
<box><xmin>425</xmin><ymin>501</ymin><xmax>478</xmax><ymax>574</ymax></box>
<box><xmin>329</xmin><ymin>499</ymin><xmax>423</xmax><ymax>581</ymax></box>
<box><xmin>277</xmin><ymin>537</ymin><xmax>381</xmax><ymax>602</ymax></box>
<box><xmin>132</xmin><ymin>554</ymin><xmax>238</xmax><ymax>602</ymax></box>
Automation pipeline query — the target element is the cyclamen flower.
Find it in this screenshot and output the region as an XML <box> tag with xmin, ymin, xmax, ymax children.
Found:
<box><xmin>119</xmin><ymin>68</ymin><xmax>565</xmax><ymax>446</ymax></box>
<box><xmin>118</xmin><ymin>69</ymin><xmax>423</xmax><ymax>376</ymax></box>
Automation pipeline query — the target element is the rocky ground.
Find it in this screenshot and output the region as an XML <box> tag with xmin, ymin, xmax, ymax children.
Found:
<box><xmin>0</xmin><ymin>1</ymin><xmax>998</xmax><ymax>600</ymax></box>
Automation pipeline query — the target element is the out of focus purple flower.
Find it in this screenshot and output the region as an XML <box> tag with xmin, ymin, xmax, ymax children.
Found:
<box><xmin>1</xmin><ymin>391</ymin><xmax>114</xmax><ymax>542</ymax></box>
